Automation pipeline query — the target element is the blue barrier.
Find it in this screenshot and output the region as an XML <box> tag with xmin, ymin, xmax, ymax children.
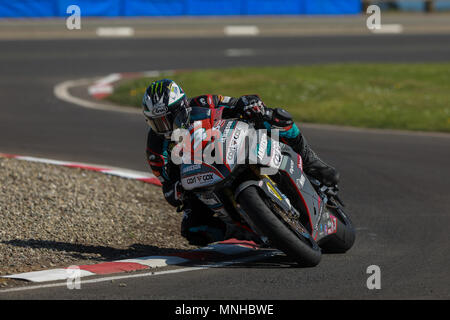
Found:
<box><xmin>244</xmin><ymin>0</ymin><xmax>304</xmax><ymax>15</ymax></box>
<box><xmin>56</xmin><ymin>0</ymin><xmax>121</xmax><ymax>17</ymax></box>
<box><xmin>395</xmin><ymin>0</ymin><xmax>450</xmax><ymax>11</ymax></box>
<box><xmin>185</xmin><ymin>0</ymin><xmax>242</xmax><ymax>16</ymax></box>
<box><xmin>304</xmin><ymin>0</ymin><xmax>361</xmax><ymax>15</ymax></box>
<box><xmin>124</xmin><ymin>0</ymin><xmax>185</xmax><ymax>16</ymax></box>
<box><xmin>0</xmin><ymin>0</ymin><xmax>57</xmax><ymax>18</ymax></box>
<box><xmin>0</xmin><ymin>0</ymin><xmax>361</xmax><ymax>18</ymax></box>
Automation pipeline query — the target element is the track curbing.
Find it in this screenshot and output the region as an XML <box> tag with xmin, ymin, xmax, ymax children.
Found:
<box><xmin>1</xmin><ymin>241</ymin><xmax>264</xmax><ymax>283</ymax></box>
<box><xmin>0</xmin><ymin>153</ymin><xmax>269</xmax><ymax>283</ymax></box>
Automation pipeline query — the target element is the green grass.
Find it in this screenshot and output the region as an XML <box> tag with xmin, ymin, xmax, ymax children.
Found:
<box><xmin>107</xmin><ymin>63</ymin><xmax>450</xmax><ymax>132</ymax></box>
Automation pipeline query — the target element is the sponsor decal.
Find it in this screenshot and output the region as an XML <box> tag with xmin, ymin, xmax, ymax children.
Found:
<box><xmin>289</xmin><ymin>160</ymin><xmax>294</xmax><ymax>174</ymax></box>
<box><xmin>192</xmin><ymin>127</ymin><xmax>207</xmax><ymax>150</ymax></box>
<box><xmin>296</xmin><ymin>174</ymin><xmax>305</xmax><ymax>189</ymax></box>
<box><xmin>219</xmin><ymin>121</ymin><xmax>234</xmax><ymax>143</ymax></box>
<box><xmin>273</xmin><ymin>150</ymin><xmax>282</xmax><ymax>167</ymax></box>
<box><xmin>185</xmin><ymin>176</ymin><xmax>197</xmax><ymax>185</ymax></box>
<box><xmin>184</xmin><ymin>173</ymin><xmax>216</xmax><ymax>185</ymax></box>
<box><xmin>153</xmin><ymin>104</ymin><xmax>168</xmax><ymax>115</ymax></box>
<box><xmin>227</xmin><ymin>149</ymin><xmax>235</xmax><ymax>161</ymax></box>
<box><xmin>181</xmin><ymin>164</ymin><xmax>201</xmax><ymax>174</ymax></box>
<box><xmin>232</xmin><ymin>128</ymin><xmax>241</xmax><ymax>140</ymax></box>
<box><xmin>171</xmin><ymin>122</ymin><xmax>282</xmax><ymax>175</ymax></box>
<box><xmin>257</xmin><ymin>133</ymin><xmax>268</xmax><ymax>161</ymax></box>
<box><xmin>221</xmin><ymin>96</ymin><xmax>231</xmax><ymax>103</ymax></box>
<box><xmin>168</xmin><ymin>83</ymin><xmax>185</xmax><ymax>105</ymax></box>
<box><xmin>226</xmin><ymin>128</ymin><xmax>242</xmax><ymax>161</ymax></box>
<box><xmin>327</xmin><ymin>215</ymin><xmax>337</xmax><ymax>235</ymax></box>
<box><xmin>199</xmin><ymin>173</ymin><xmax>214</xmax><ymax>182</ymax></box>
<box><xmin>297</xmin><ymin>154</ymin><xmax>303</xmax><ymax>171</ymax></box>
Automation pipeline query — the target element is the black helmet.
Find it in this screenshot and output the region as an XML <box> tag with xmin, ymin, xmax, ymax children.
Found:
<box><xmin>142</xmin><ymin>79</ymin><xmax>190</xmax><ymax>138</ymax></box>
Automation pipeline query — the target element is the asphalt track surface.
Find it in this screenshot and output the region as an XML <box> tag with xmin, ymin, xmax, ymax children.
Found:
<box><xmin>0</xmin><ymin>34</ymin><xmax>449</xmax><ymax>299</ymax></box>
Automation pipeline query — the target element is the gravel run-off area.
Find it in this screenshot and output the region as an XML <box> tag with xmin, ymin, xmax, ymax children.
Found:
<box><xmin>0</xmin><ymin>157</ymin><xmax>196</xmax><ymax>286</ymax></box>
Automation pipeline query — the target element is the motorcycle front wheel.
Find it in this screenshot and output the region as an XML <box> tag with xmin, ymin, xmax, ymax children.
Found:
<box><xmin>238</xmin><ymin>186</ymin><xmax>322</xmax><ymax>267</ymax></box>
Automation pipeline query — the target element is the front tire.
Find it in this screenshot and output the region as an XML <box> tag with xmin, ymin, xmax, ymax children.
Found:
<box><xmin>238</xmin><ymin>186</ymin><xmax>321</xmax><ymax>267</ymax></box>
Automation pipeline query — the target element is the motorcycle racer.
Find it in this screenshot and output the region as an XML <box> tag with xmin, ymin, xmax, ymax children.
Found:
<box><xmin>143</xmin><ymin>79</ymin><xmax>339</xmax><ymax>245</ymax></box>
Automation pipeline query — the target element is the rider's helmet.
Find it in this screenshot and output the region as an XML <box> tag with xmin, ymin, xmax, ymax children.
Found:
<box><xmin>142</xmin><ymin>79</ymin><xmax>190</xmax><ymax>138</ymax></box>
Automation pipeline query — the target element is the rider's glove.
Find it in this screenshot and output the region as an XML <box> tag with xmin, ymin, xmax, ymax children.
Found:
<box><xmin>236</xmin><ymin>95</ymin><xmax>266</xmax><ymax>121</ymax></box>
<box><xmin>163</xmin><ymin>180</ymin><xmax>184</xmax><ymax>207</ymax></box>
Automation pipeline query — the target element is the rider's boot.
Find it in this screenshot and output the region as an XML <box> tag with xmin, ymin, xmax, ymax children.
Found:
<box><xmin>223</xmin><ymin>221</ymin><xmax>263</xmax><ymax>244</ymax></box>
<box><xmin>180</xmin><ymin>197</ymin><xmax>226</xmax><ymax>246</ymax></box>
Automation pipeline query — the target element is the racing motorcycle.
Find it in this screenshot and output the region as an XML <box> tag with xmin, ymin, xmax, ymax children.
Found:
<box><xmin>174</xmin><ymin>107</ymin><xmax>355</xmax><ymax>267</ymax></box>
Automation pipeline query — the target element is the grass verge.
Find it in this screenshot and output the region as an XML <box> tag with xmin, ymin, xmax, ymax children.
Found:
<box><xmin>107</xmin><ymin>63</ymin><xmax>450</xmax><ymax>132</ymax></box>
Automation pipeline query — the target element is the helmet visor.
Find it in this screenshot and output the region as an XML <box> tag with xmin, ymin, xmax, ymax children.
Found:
<box><xmin>147</xmin><ymin>115</ymin><xmax>173</xmax><ymax>134</ymax></box>
<box><xmin>173</xmin><ymin>107</ymin><xmax>190</xmax><ymax>130</ymax></box>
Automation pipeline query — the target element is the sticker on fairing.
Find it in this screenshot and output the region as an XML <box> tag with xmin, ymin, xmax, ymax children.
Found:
<box><xmin>181</xmin><ymin>164</ymin><xmax>201</xmax><ymax>174</ymax></box>
<box><xmin>181</xmin><ymin>172</ymin><xmax>222</xmax><ymax>190</ymax></box>
<box><xmin>327</xmin><ymin>214</ymin><xmax>338</xmax><ymax>235</ymax></box>
<box><xmin>296</xmin><ymin>174</ymin><xmax>305</xmax><ymax>189</ymax></box>
<box><xmin>221</xmin><ymin>96</ymin><xmax>232</xmax><ymax>103</ymax></box>
<box><xmin>297</xmin><ymin>154</ymin><xmax>303</xmax><ymax>171</ymax></box>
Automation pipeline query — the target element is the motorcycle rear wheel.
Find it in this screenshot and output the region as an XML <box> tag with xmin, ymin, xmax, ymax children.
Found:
<box><xmin>318</xmin><ymin>205</ymin><xmax>356</xmax><ymax>253</ymax></box>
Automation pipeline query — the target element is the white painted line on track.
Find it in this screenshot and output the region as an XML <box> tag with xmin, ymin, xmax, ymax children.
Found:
<box><xmin>88</xmin><ymin>85</ymin><xmax>113</xmax><ymax>96</ymax></box>
<box><xmin>224</xmin><ymin>25</ymin><xmax>259</xmax><ymax>36</ymax></box>
<box><xmin>95</xmin><ymin>73</ymin><xmax>122</xmax><ymax>85</ymax></box>
<box><xmin>119</xmin><ymin>256</ymin><xmax>189</xmax><ymax>268</ymax></box>
<box><xmin>54</xmin><ymin>78</ymin><xmax>140</xmax><ymax>114</ymax></box>
<box><xmin>224</xmin><ymin>48</ymin><xmax>256</xmax><ymax>57</ymax></box>
<box><xmin>0</xmin><ymin>267</ymin><xmax>206</xmax><ymax>294</ymax></box>
<box><xmin>0</xmin><ymin>251</ymin><xmax>278</xmax><ymax>294</ymax></box>
<box><xmin>96</xmin><ymin>27</ymin><xmax>135</xmax><ymax>37</ymax></box>
<box><xmin>371</xmin><ymin>24</ymin><xmax>403</xmax><ymax>34</ymax></box>
<box><xmin>2</xmin><ymin>269</ymin><xmax>95</xmax><ymax>283</ymax></box>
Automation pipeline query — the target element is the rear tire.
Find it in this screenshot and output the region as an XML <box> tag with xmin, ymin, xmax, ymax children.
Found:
<box><xmin>238</xmin><ymin>186</ymin><xmax>321</xmax><ymax>267</ymax></box>
<box><xmin>318</xmin><ymin>206</ymin><xmax>356</xmax><ymax>253</ymax></box>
